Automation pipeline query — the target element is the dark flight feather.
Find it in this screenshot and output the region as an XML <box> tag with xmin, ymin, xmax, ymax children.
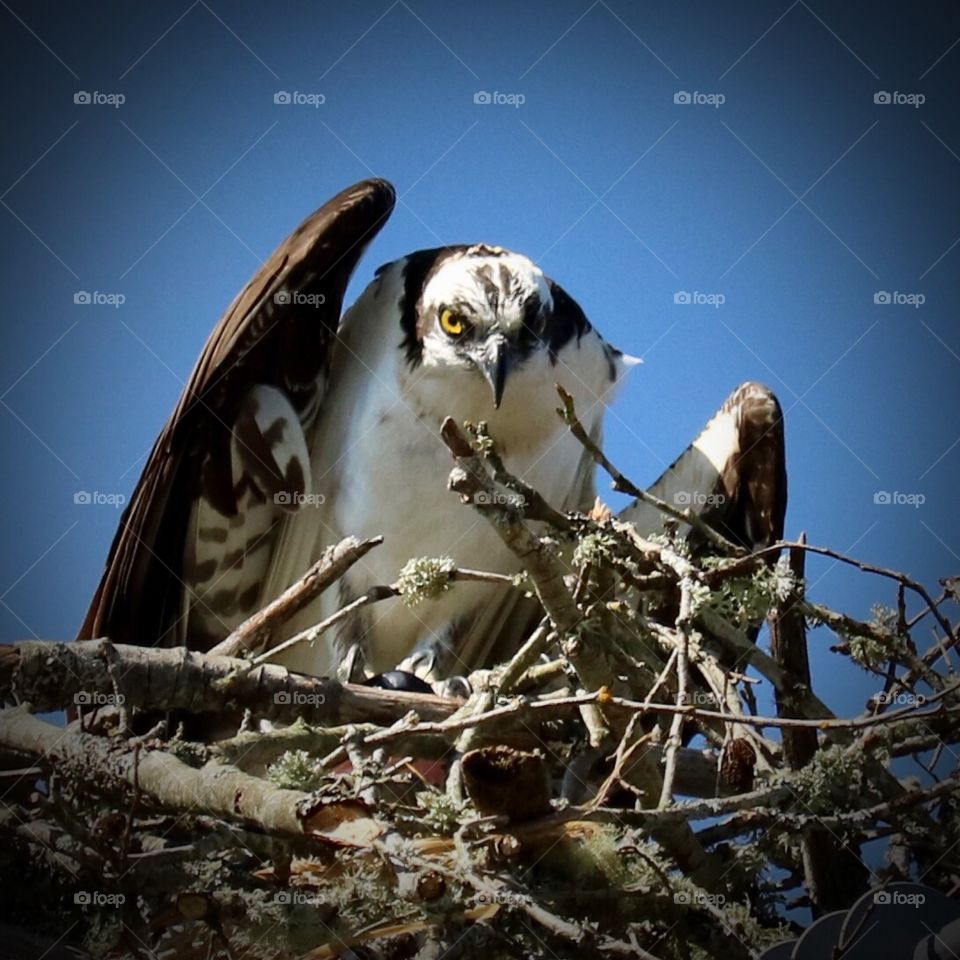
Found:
<box><xmin>79</xmin><ymin>179</ymin><xmax>395</xmax><ymax>648</ymax></box>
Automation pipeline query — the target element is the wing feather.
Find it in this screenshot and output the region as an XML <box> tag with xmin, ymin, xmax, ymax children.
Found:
<box><xmin>79</xmin><ymin>179</ymin><xmax>395</xmax><ymax>647</ymax></box>
<box><xmin>620</xmin><ymin>381</ymin><xmax>787</xmax><ymax>549</ymax></box>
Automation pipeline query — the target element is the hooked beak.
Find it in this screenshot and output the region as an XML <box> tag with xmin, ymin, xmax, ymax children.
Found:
<box><xmin>477</xmin><ymin>335</ymin><xmax>513</xmax><ymax>408</ymax></box>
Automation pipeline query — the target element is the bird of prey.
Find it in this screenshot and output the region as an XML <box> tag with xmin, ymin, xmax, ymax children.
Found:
<box><xmin>79</xmin><ymin>178</ymin><xmax>786</xmax><ymax>683</ymax></box>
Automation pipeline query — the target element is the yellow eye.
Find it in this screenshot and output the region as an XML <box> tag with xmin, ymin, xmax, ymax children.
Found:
<box><xmin>440</xmin><ymin>308</ymin><xmax>469</xmax><ymax>337</ymax></box>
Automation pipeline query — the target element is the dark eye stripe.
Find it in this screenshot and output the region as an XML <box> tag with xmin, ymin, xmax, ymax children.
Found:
<box><xmin>521</xmin><ymin>292</ymin><xmax>542</xmax><ymax>330</ymax></box>
<box><xmin>514</xmin><ymin>293</ymin><xmax>544</xmax><ymax>357</ymax></box>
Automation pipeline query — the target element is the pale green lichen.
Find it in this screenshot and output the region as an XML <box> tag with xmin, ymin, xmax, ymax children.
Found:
<box><xmin>223</xmin><ymin>886</ymin><xmax>339</xmax><ymax>954</ymax></box>
<box><xmin>704</xmin><ymin>567</ymin><xmax>780</xmax><ymax>628</ymax></box>
<box><xmin>573</xmin><ymin>530</ymin><xmax>641</xmax><ymax>577</ymax></box>
<box><xmin>567</xmin><ymin>823</ymin><xmax>631</xmax><ymax>886</ymax></box>
<box><xmin>849</xmin><ymin>604</ymin><xmax>909</xmax><ymax>669</ymax></box>
<box><xmin>684</xmin><ymin>577</ymin><xmax>713</xmax><ymax>617</ymax></box>
<box><xmin>869</xmin><ymin>603</ymin><xmax>899</xmax><ymax>633</ymax></box>
<box><xmin>573</xmin><ymin>530</ymin><xmax>619</xmax><ymax>568</ymax></box>
<box><xmin>397</xmin><ymin>556</ymin><xmax>456</xmax><ymax>607</ymax></box>
<box><xmin>415</xmin><ymin>789</ymin><xmax>467</xmax><ymax>834</ymax></box>
<box><xmin>772</xmin><ymin>553</ymin><xmax>799</xmax><ymax>603</ymax></box>
<box><xmin>324</xmin><ymin>857</ymin><xmax>421</xmax><ymax>927</ymax></box>
<box><xmin>835</xmin><ymin>604</ymin><xmax>907</xmax><ymax>670</ymax></box>
<box><xmin>466</xmin><ymin>419</ymin><xmax>496</xmax><ymax>454</ymax></box>
<box><xmin>266</xmin><ymin>749</ymin><xmax>324</xmax><ymax>791</ymax></box>
<box><xmin>165</xmin><ymin>734</ymin><xmax>208</xmax><ymax>768</ymax></box>
<box><xmin>791</xmin><ymin>743</ymin><xmax>878</xmax><ymax>814</ymax></box>
<box><xmin>648</xmin><ymin>529</ymin><xmax>693</xmax><ymax>558</ymax></box>
<box><xmin>846</xmin><ymin>633</ymin><xmax>895</xmax><ymax>670</ymax></box>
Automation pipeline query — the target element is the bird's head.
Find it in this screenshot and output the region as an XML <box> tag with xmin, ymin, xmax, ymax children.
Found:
<box><xmin>391</xmin><ymin>244</ymin><xmax>639</xmax><ymax>444</ymax></box>
<box><xmin>414</xmin><ymin>246</ymin><xmax>555</xmax><ymax>409</ymax></box>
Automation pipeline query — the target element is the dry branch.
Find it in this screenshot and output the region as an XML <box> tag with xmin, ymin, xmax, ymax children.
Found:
<box><xmin>207</xmin><ymin>535</ymin><xmax>384</xmax><ymax>658</ymax></box>
<box><xmin>769</xmin><ymin>536</ymin><xmax>868</xmax><ymax>912</ymax></box>
<box><xmin>0</xmin><ymin>709</ymin><xmax>323</xmax><ymax>839</ymax></box>
<box><xmin>555</xmin><ymin>384</ymin><xmax>741</xmax><ymax>554</ymax></box>
<box><xmin>0</xmin><ymin>414</ymin><xmax>957</xmax><ymax>960</ymax></box>
<box><xmin>2</xmin><ymin>639</ymin><xmax>458</xmax><ymax>724</ymax></box>
<box><xmin>440</xmin><ymin>416</ymin><xmax>728</xmax><ymax>891</ymax></box>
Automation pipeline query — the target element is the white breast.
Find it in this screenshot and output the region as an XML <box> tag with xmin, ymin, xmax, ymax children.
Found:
<box><xmin>261</xmin><ymin>260</ymin><xmax>628</xmax><ymax>677</ymax></box>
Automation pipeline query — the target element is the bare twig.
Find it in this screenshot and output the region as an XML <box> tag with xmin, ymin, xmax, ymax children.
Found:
<box><xmin>208</xmin><ymin>535</ymin><xmax>384</xmax><ymax>658</ymax></box>
<box><xmin>659</xmin><ymin>580</ymin><xmax>692</xmax><ymax>807</ymax></box>
<box><xmin>255</xmin><ymin>584</ymin><xmax>399</xmax><ymax>665</ymax></box>
<box><xmin>256</xmin><ymin>566</ymin><xmax>518</xmax><ymax>667</ymax></box>
<box><xmin>555</xmin><ymin>384</ymin><xmax>742</xmax><ymax>554</ymax></box>
<box><xmin>740</xmin><ymin>539</ymin><xmax>956</xmax><ymax>648</ymax></box>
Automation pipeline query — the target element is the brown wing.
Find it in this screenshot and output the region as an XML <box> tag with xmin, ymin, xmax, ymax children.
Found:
<box><xmin>714</xmin><ymin>381</ymin><xmax>787</xmax><ymax>549</ymax></box>
<box><xmin>79</xmin><ymin>178</ymin><xmax>396</xmax><ymax>647</ymax></box>
<box><xmin>620</xmin><ymin>380</ymin><xmax>787</xmax><ymax>549</ymax></box>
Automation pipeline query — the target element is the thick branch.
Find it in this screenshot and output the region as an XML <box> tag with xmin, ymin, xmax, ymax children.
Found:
<box><xmin>4</xmin><ymin>639</ymin><xmax>459</xmax><ymax>725</ymax></box>
<box><xmin>769</xmin><ymin>537</ymin><xmax>867</xmax><ymax>912</ymax></box>
<box><xmin>0</xmin><ymin>710</ymin><xmax>321</xmax><ymax>838</ymax></box>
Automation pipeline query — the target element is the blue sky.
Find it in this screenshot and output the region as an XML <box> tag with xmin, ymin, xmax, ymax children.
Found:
<box><xmin>0</xmin><ymin>0</ymin><xmax>958</xmax><ymax>722</ymax></box>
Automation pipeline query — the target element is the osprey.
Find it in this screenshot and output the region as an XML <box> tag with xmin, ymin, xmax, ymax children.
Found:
<box><xmin>80</xmin><ymin>179</ymin><xmax>786</xmax><ymax>682</ymax></box>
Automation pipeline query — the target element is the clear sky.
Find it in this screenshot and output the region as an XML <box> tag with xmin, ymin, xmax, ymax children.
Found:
<box><xmin>0</xmin><ymin>0</ymin><xmax>958</xmax><ymax>722</ymax></box>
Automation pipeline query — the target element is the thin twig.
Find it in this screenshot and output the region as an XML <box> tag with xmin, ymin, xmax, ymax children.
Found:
<box><xmin>208</xmin><ymin>535</ymin><xmax>385</xmax><ymax>658</ymax></box>
<box><xmin>555</xmin><ymin>384</ymin><xmax>742</xmax><ymax>554</ymax></box>
<box><xmin>659</xmin><ymin>580</ymin><xmax>692</xmax><ymax>807</ymax></box>
<box><xmin>737</xmin><ymin>539</ymin><xmax>955</xmax><ymax>647</ymax></box>
<box><xmin>255</xmin><ymin>584</ymin><xmax>398</xmax><ymax>665</ymax></box>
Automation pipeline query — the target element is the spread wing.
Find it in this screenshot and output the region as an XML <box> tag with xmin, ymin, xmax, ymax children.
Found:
<box><xmin>619</xmin><ymin>380</ymin><xmax>787</xmax><ymax>549</ymax></box>
<box><xmin>445</xmin><ymin>383</ymin><xmax>784</xmax><ymax>684</ymax></box>
<box><xmin>79</xmin><ymin>178</ymin><xmax>396</xmax><ymax>649</ymax></box>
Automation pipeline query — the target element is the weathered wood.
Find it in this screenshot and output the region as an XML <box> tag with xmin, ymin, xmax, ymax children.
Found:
<box><xmin>768</xmin><ymin>534</ymin><xmax>868</xmax><ymax>914</ymax></box>
<box><xmin>3</xmin><ymin>639</ymin><xmax>457</xmax><ymax>726</ymax></box>
<box><xmin>0</xmin><ymin>709</ymin><xmax>314</xmax><ymax>837</ymax></box>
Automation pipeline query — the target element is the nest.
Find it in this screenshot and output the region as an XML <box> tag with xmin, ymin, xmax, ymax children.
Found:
<box><xmin>1</xmin><ymin>411</ymin><xmax>958</xmax><ymax>960</ymax></box>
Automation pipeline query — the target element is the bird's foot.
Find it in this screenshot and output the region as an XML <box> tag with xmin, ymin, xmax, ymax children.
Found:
<box><xmin>394</xmin><ymin>647</ymin><xmax>472</xmax><ymax>698</ymax></box>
